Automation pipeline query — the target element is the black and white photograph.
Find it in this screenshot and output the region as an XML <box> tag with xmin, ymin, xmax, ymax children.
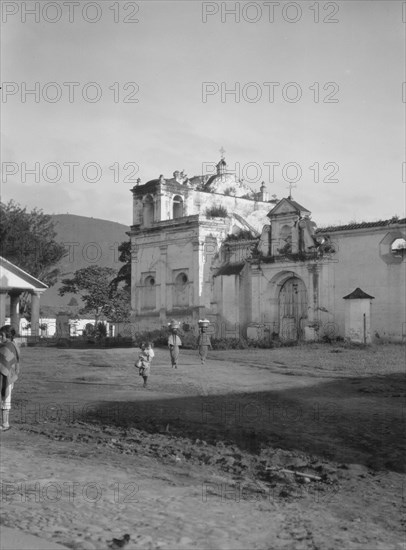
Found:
<box><xmin>0</xmin><ymin>1</ymin><xmax>405</xmax><ymax>549</ymax></box>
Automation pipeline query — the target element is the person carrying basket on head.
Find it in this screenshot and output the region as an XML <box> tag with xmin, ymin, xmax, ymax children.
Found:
<box><xmin>167</xmin><ymin>320</ymin><xmax>182</xmax><ymax>369</ymax></box>
<box><xmin>197</xmin><ymin>319</ymin><xmax>212</xmax><ymax>365</ymax></box>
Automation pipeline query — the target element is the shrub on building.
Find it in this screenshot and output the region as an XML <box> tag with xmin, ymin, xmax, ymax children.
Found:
<box><xmin>205</xmin><ymin>205</ymin><xmax>228</xmax><ymax>218</ymax></box>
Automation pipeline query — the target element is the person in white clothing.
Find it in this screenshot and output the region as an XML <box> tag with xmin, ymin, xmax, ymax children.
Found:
<box><xmin>135</xmin><ymin>342</ymin><xmax>154</xmax><ymax>387</ymax></box>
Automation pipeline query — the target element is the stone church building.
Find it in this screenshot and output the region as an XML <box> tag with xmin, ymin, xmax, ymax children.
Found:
<box><xmin>128</xmin><ymin>157</ymin><xmax>406</xmax><ymax>343</ymax></box>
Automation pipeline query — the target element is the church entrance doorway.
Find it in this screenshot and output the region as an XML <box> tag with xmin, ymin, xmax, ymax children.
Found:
<box><xmin>278</xmin><ymin>277</ymin><xmax>308</xmax><ymax>342</ymax></box>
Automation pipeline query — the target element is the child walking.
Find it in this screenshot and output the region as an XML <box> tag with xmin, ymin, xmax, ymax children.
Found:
<box><xmin>135</xmin><ymin>342</ymin><xmax>154</xmax><ymax>387</ymax></box>
<box><xmin>197</xmin><ymin>320</ymin><xmax>212</xmax><ymax>364</ymax></box>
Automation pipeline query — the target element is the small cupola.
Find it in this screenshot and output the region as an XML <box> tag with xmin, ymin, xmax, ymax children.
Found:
<box><xmin>216</xmin><ymin>158</ymin><xmax>227</xmax><ymax>176</ymax></box>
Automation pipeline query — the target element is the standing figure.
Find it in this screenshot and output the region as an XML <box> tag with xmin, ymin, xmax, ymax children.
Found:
<box><xmin>135</xmin><ymin>342</ymin><xmax>154</xmax><ymax>387</ymax></box>
<box><xmin>197</xmin><ymin>319</ymin><xmax>212</xmax><ymax>364</ymax></box>
<box><xmin>0</xmin><ymin>325</ymin><xmax>20</xmax><ymax>431</ymax></box>
<box><xmin>167</xmin><ymin>321</ymin><xmax>182</xmax><ymax>369</ymax></box>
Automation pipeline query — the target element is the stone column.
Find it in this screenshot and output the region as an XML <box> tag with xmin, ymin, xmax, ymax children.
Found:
<box><xmin>157</xmin><ymin>190</ymin><xmax>169</xmax><ymax>221</ymax></box>
<box><xmin>131</xmin><ymin>238</ymin><xmax>140</xmax><ymax>315</ymax></box>
<box><xmin>159</xmin><ymin>245</ymin><xmax>168</xmax><ymax>311</ymax></box>
<box><xmin>153</xmin><ymin>196</ymin><xmax>159</xmax><ymax>222</ymax></box>
<box><xmin>251</xmin><ymin>267</ymin><xmax>262</xmax><ymax>323</ymax></box>
<box><xmin>30</xmin><ymin>291</ymin><xmax>41</xmax><ymax>337</ymax></box>
<box><xmin>192</xmin><ymin>240</ymin><xmax>204</xmax><ymax>308</ymax></box>
<box><xmin>132</xmin><ymin>195</ymin><xmax>141</xmax><ymax>225</ymax></box>
<box><xmin>0</xmin><ymin>291</ymin><xmax>8</xmax><ymax>328</ymax></box>
<box><xmin>9</xmin><ymin>291</ymin><xmax>21</xmax><ymax>335</ymax></box>
<box><xmin>307</xmin><ymin>264</ymin><xmax>320</xmax><ymax>323</ymax></box>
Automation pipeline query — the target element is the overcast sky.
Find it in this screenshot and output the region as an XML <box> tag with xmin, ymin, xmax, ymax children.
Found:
<box><xmin>1</xmin><ymin>0</ymin><xmax>405</xmax><ymax>226</ymax></box>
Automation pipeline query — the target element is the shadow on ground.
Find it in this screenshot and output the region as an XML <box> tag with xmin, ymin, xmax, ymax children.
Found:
<box><xmin>79</xmin><ymin>373</ymin><xmax>405</xmax><ymax>473</ymax></box>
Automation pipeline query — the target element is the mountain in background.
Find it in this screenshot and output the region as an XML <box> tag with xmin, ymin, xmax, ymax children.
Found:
<box><xmin>40</xmin><ymin>214</ymin><xmax>130</xmax><ymax>315</ymax></box>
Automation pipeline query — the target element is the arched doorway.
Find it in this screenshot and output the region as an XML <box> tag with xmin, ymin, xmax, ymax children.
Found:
<box><xmin>279</xmin><ymin>277</ymin><xmax>307</xmax><ymax>341</ymax></box>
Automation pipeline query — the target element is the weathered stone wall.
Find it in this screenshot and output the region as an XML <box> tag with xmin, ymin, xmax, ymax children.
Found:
<box><xmin>130</xmin><ymin>179</ymin><xmax>406</xmax><ymax>343</ymax></box>
<box><xmin>318</xmin><ymin>224</ymin><xmax>406</xmax><ymax>341</ymax></box>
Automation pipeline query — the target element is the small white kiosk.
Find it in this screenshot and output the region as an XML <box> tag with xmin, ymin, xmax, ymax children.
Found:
<box><xmin>343</xmin><ymin>287</ymin><xmax>375</xmax><ymax>344</ymax></box>
<box><xmin>0</xmin><ymin>256</ymin><xmax>48</xmax><ymax>336</ymax></box>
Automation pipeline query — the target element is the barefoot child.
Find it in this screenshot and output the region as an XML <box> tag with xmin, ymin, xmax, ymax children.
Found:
<box><xmin>135</xmin><ymin>342</ymin><xmax>154</xmax><ymax>387</ymax></box>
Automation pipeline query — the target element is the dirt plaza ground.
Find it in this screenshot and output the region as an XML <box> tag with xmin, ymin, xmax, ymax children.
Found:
<box><xmin>0</xmin><ymin>343</ymin><xmax>405</xmax><ymax>550</ymax></box>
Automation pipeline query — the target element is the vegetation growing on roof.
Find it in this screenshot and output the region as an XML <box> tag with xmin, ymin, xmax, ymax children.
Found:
<box><xmin>205</xmin><ymin>205</ymin><xmax>228</xmax><ymax>218</ymax></box>
<box><xmin>224</xmin><ymin>230</ymin><xmax>256</xmax><ymax>242</ymax></box>
<box><xmin>317</xmin><ymin>216</ymin><xmax>406</xmax><ymax>233</ymax></box>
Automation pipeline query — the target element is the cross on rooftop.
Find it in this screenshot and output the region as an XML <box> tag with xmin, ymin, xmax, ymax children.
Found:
<box><xmin>219</xmin><ymin>146</ymin><xmax>226</xmax><ymax>159</ymax></box>
<box><xmin>286</xmin><ymin>182</ymin><xmax>297</xmax><ymax>199</ymax></box>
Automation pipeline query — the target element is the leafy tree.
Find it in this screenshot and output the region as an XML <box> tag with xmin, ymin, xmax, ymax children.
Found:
<box><xmin>110</xmin><ymin>241</ymin><xmax>131</xmax><ymax>290</ymax></box>
<box><xmin>107</xmin><ymin>286</ymin><xmax>131</xmax><ymax>322</ymax></box>
<box><xmin>108</xmin><ymin>241</ymin><xmax>132</xmax><ymax>324</ymax></box>
<box><xmin>59</xmin><ymin>266</ymin><xmax>130</xmax><ymax>326</ymax></box>
<box><xmin>1</xmin><ymin>200</ymin><xmax>67</xmax><ymax>318</ymax></box>
<box><xmin>0</xmin><ymin>200</ymin><xmax>66</xmax><ymax>286</ymax></box>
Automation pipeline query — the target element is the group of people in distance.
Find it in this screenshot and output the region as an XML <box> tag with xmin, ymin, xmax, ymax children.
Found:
<box><xmin>134</xmin><ymin>319</ymin><xmax>212</xmax><ymax>388</ymax></box>
<box><xmin>0</xmin><ymin>319</ymin><xmax>214</xmax><ymax>431</ymax></box>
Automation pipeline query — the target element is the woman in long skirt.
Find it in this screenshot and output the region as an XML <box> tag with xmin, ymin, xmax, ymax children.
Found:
<box><xmin>197</xmin><ymin>320</ymin><xmax>212</xmax><ymax>365</ymax></box>
<box><xmin>167</xmin><ymin>322</ymin><xmax>182</xmax><ymax>368</ymax></box>
<box><xmin>0</xmin><ymin>325</ymin><xmax>20</xmax><ymax>431</ymax></box>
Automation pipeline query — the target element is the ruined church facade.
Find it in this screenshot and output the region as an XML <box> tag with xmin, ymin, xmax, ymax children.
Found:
<box><xmin>128</xmin><ymin>159</ymin><xmax>406</xmax><ymax>343</ymax></box>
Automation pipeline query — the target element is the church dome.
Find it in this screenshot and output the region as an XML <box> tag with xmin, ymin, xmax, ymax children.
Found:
<box><xmin>144</xmin><ymin>179</ymin><xmax>160</xmax><ymax>186</ymax></box>
<box><xmin>204</xmin><ymin>156</ymin><xmax>254</xmax><ymax>197</ymax></box>
<box><xmin>204</xmin><ymin>172</ymin><xmax>254</xmax><ymax>197</ymax></box>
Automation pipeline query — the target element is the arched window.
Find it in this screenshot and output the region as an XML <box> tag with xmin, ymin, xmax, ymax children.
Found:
<box><xmin>142</xmin><ymin>275</ymin><xmax>156</xmax><ymax>310</ymax></box>
<box><xmin>173</xmin><ymin>195</ymin><xmax>184</xmax><ymax>219</ymax></box>
<box><xmin>173</xmin><ymin>272</ymin><xmax>189</xmax><ymax>307</ymax></box>
<box><xmin>143</xmin><ymin>195</ymin><xmax>154</xmax><ymax>227</ymax></box>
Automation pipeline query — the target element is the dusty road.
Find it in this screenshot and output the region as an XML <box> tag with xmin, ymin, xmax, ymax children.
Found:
<box><xmin>0</xmin><ymin>343</ymin><xmax>405</xmax><ymax>549</ymax></box>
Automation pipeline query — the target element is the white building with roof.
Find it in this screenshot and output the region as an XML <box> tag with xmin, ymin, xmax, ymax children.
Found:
<box><xmin>128</xmin><ymin>157</ymin><xmax>406</xmax><ymax>342</ymax></box>
<box><xmin>0</xmin><ymin>256</ymin><xmax>48</xmax><ymax>336</ymax></box>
